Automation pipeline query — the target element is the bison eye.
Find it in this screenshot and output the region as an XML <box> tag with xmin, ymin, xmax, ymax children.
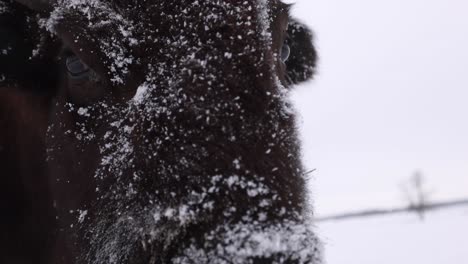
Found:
<box><xmin>281</xmin><ymin>42</ymin><xmax>291</xmax><ymax>62</ymax></box>
<box><xmin>65</xmin><ymin>54</ymin><xmax>104</xmax><ymax>105</ymax></box>
<box><xmin>66</xmin><ymin>55</ymin><xmax>90</xmax><ymax>77</ymax></box>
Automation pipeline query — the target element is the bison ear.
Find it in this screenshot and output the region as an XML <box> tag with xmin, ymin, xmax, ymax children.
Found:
<box><xmin>285</xmin><ymin>19</ymin><xmax>318</xmax><ymax>85</ymax></box>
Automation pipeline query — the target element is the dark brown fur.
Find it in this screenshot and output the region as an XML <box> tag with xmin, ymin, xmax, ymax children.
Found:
<box><xmin>0</xmin><ymin>88</ymin><xmax>55</xmax><ymax>264</ymax></box>
<box><xmin>1</xmin><ymin>0</ymin><xmax>319</xmax><ymax>263</ymax></box>
<box><xmin>1</xmin><ymin>2</ymin><xmax>58</xmax><ymax>263</ymax></box>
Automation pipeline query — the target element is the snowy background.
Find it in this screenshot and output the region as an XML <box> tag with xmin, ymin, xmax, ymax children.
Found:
<box><xmin>287</xmin><ymin>0</ymin><xmax>468</xmax><ymax>263</ymax></box>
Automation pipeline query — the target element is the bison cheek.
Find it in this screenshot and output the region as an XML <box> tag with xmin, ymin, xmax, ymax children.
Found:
<box><xmin>46</xmin><ymin>101</ymin><xmax>102</xmax><ymax>227</ymax></box>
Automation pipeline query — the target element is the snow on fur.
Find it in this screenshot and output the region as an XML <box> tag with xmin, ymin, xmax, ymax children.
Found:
<box><xmin>42</xmin><ymin>0</ymin><xmax>322</xmax><ymax>263</ymax></box>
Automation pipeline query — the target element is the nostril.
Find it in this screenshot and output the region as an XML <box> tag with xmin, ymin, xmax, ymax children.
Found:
<box><xmin>66</xmin><ymin>55</ymin><xmax>89</xmax><ymax>77</ymax></box>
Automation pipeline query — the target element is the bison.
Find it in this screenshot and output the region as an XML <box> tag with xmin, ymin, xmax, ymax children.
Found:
<box><xmin>1</xmin><ymin>0</ymin><xmax>320</xmax><ymax>263</ymax></box>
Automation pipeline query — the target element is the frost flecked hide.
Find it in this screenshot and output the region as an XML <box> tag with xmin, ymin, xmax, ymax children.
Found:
<box><xmin>3</xmin><ymin>0</ymin><xmax>321</xmax><ymax>263</ymax></box>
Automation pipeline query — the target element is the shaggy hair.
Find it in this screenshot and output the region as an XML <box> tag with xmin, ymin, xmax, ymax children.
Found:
<box><xmin>1</xmin><ymin>0</ymin><xmax>320</xmax><ymax>263</ymax></box>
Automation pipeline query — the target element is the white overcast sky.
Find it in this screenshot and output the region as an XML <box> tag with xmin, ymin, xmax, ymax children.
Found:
<box><xmin>287</xmin><ymin>0</ymin><xmax>468</xmax><ymax>216</ymax></box>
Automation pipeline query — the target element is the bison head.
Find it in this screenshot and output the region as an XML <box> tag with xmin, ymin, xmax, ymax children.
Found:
<box><xmin>16</xmin><ymin>0</ymin><xmax>321</xmax><ymax>263</ymax></box>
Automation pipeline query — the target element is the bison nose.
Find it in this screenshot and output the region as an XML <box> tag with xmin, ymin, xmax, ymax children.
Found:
<box><xmin>66</xmin><ymin>55</ymin><xmax>90</xmax><ymax>77</ymax></box>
